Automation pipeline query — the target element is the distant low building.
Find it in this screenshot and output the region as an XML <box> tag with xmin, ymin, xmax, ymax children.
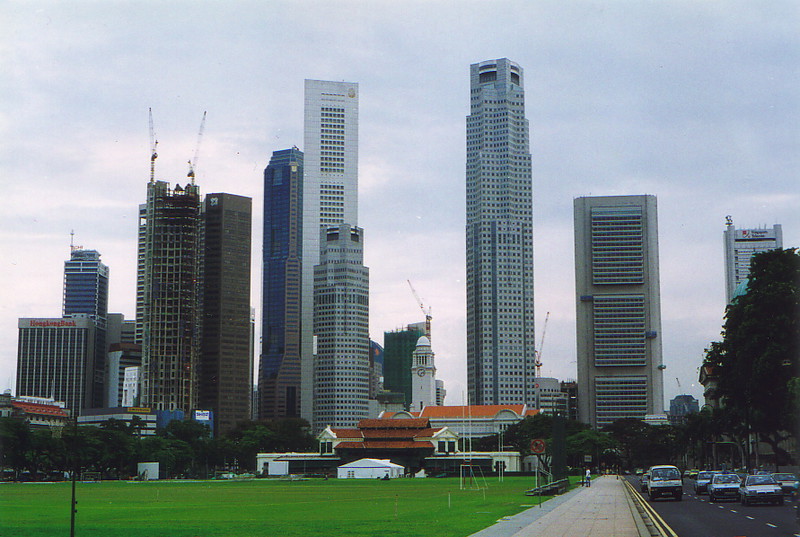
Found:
<box><xmin>1</xmin><ymin>394</ymin><xmax>69</xmax><ymax>431</ymax></box>
<box><xmin>77</xmin><ymin>407</ymin><xmax>157</xmax><ymax>435</ymax></box>
<box><xmin>668</xmin><ymin>394</ymin><xmax>699</xmax><ymax>425</ymax></box>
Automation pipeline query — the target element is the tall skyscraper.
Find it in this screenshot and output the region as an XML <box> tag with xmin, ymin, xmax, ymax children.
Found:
<box><xmin>723</xmin><ymin>218</ymin><xmax>783</xmax><ymax>302</ymax></box>
<box><xmin>64</xmin><ymin>249</ymin><xmax>109</xmax><ymax>322</ymax></box>
<box><xmin>137</xmin><ymin>179</ymin><xmax>201</xmax><ymax>413</ymax></box>
<box><xmin>301</xmin><ymin>79</ymin><xmax>359</xmax><ymax>421</ymax></box>
<box><xmin>312</xmin><ymin>224</ymin><xmax>369</xmax><ymax>431</ymax></box>
<box><xmin>260</xmin><ymin>148</ymin><xmax>304</xmax><ymax>420</ymax></box>
<box><xmin>466</xmin><ymin>58</ymin><xmax>535</xmax><ymax>406</ymax></box>
<box><xmin>17</xmin><ymin>316</ymin><xmax>97</xmax><ymax>413</ymax></box>
<box><xmin>199</xmin><ymin>193</ymin><xmax>252</xmax><ymax>436</ymax></box>
<box><xmin>574</xmin><ymin>195</ymin><xmax>665</xmax><ymax>428</ymax></box>
<box><xmin>63</xmin><ymin>248</ymin><xmax>109</xmax><ymax>407</ymax></box>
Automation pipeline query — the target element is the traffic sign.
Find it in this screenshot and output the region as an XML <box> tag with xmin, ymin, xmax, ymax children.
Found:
<box><xmin>530</xmin><ymin>438</ymin><xmax>546</xmax><ymax>454</ymax></box>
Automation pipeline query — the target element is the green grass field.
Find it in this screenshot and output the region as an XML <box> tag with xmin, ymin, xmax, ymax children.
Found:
<box><xmin>0</xmin><ymin>476</ymin><xmax>568</xmax><ymax>537</ymax></box>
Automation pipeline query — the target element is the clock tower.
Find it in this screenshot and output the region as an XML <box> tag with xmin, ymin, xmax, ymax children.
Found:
<box><xmin>410</xmin><ymin>336</ymin><xmax>436</xmax><ymax>412</ymax></box>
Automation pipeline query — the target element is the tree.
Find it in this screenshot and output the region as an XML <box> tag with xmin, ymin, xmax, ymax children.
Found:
<box><xmin>704</xmin><ymin>248</ymin><xmax>799</xmax><ymax>466</ymax></box>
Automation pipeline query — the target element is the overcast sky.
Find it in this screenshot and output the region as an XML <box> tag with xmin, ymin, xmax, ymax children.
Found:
<box><xmin>2</xmin><ymin>1</ymin><xmax>797</xmax><ymax>410</ymax></box>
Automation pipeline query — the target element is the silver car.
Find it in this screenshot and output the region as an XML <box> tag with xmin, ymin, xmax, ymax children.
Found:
<box><xmin>739</xmin><ymin>474</ymin><xmax>783</xmax><ymax>505</ymax></box>
<box><xmin>708</xmin><ymin>473</ymin><xmax>740</xmax><ymax>502</ymax></box>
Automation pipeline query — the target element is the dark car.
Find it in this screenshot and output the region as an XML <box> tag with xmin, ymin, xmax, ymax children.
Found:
<box><xmin>708</xmin><ymin>473</ymin><xmax>740</xmax><ymax>502</ymax></box>
<box><xmin>739</xmin><ymin>474</ymin><xmax>783</xmax><ymax>505</ymax></box>
<box><xmin>694</xmin><ymin>471</ymin><xmax>717</xmax><ymax>494</ymax></box>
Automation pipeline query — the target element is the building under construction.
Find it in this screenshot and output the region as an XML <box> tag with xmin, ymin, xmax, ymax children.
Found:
<box><xmin>137</xmin><ymin>179</ymin><xmax>202</xmax><ymax>413</ymax></box>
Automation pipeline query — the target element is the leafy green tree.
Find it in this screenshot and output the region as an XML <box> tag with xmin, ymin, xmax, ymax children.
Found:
<box><xmin>0</xmin><ymin>418</ymin><xmax>32</xmax><ymax>474</ymax></box>
<box><xmin>704</xmin><ymin>248</ymin><xmax>799</xmax><ymax>466</ymax></box>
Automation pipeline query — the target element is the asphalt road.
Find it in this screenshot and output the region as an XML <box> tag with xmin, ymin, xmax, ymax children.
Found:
<box><xmin>626</xmin><ymin>476</ymin><xmax>800</xmax><ymax>537</ymax></box>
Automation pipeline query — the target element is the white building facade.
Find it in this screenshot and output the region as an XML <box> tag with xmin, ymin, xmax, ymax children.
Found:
<box><xmin>301</xmin><ymin>80</ymin><xmax>360</xmax><ymax>422</ymax></box>
<box><xmin>466</xmin><ymin>58</ymin><xmax>536</xmax><ymax>406</ymax></box>
<box><xmin>410</xmin><ymin>336</ymin><xmax>437</xmax><ymax>412</ymax></box>
<box><xmin>574</xmin><ymin>195</ymin><xmax>665</xmax><ymax>428</ymax></box>
<box><xmin>723</xmin><ymin>218</ymin><xmax>782</xmax><ymax>303</ymax></box>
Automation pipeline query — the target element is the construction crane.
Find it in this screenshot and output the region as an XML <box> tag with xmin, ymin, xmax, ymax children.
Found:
<box><xmin>534</xmin><ymin>311</ymin><xmax>550</xmax><ymax>377</ymax></box>
<box><xmin>148</xmin><ymin>108</ymin><xmax>158</xmax><ymax>183</ymax></box>
<box><xmin>407</xmin><ymin>280</ymin><xmax>432</xmax><ymax>340</ymax></box>
<box><xmin>187</xmin><ymin>111</ymin><xmax>207</xmax><ymax>183</ymax></box>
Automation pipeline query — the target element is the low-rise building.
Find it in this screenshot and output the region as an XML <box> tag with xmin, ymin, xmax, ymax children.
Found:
<box><xmin>77</xmin><ymin>407</ymin><xmax>157</xmax><ymax>435</ymax></box>
<box><xmin>381</xmin><ymin>404</ymin><xmax>539</xmax><ymax>440</ymax></box>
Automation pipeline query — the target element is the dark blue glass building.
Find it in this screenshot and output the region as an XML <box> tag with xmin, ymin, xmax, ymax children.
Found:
<box><xmin>63</xmin><ymin>248</ymin><xmax>109</xmax><ymax>407</ymax></box>
<box><xmin>259</xmin><ymin>147</ymin><xmax>303</xmax><ymax>419</ymax></box>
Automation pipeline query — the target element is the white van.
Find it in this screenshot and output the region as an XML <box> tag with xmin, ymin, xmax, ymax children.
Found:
<box><xmin>646</xmin><ymin>465</ymin><xmax>683</xmax><ymax>501</ymax></box>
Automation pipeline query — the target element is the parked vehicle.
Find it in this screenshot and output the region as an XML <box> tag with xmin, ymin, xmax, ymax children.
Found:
<box><xmin>694</xmin><ymin>470</ymin><xmax>717</xmax><ymax>494</ymax></box>
<box><xmin>771</xmin><ymin>473</ymin><xmax>799</xmax><ymax>497</ymax></box>
<box><xmin>647</xmin><ymin>465</ymin><xmax>683</xmax><ymax>501</ymax></box>
<box><xmin>739</xmin><ymin>474</ymin><xmax>783</xmax><ymax>506</ymax></box>
<box><xmin>708</xmin><ymin>473</ymin><xmax>741</xmax><ymax>502</ymax></box>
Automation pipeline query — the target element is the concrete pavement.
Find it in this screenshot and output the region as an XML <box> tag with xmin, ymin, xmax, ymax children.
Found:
<box><xmin>470</xmin><ymin>475</ymin><xmax>649</xmax><ymax>537</ymax></box>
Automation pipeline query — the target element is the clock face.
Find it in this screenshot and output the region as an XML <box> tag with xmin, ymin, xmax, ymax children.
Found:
<box><xmin>417</xmin><ymin>369</ymin><xmax>426</xmax><ymax>377</ymax></box>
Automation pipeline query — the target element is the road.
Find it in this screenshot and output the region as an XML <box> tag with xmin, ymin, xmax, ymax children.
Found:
<box><xmin>625</xmin><ymin>476</ymin><xmax>800</xmax><ymax>537</ymax></box>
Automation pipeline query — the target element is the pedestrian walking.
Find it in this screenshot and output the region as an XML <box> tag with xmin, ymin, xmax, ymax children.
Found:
<box><xmin>584</xmin><ymin>468</ymin><xmax>591</xmax><ymax>487</ymax></box>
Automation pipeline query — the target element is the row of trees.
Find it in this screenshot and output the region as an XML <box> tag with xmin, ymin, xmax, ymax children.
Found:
<box><xmin>0</xmin><ymin>417</ymin><xmax>315</xmax><ymax>479</ymax></box>
<box><xmin>701</xmin><ymin>248</ymin><xmax>799</xmax><ymax>468</ymax></box>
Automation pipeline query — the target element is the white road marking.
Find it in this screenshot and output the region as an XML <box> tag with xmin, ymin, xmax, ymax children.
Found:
<box><xmin>766</xmin><ymin>523</ymin><xmax>777</xmax><ymax>528</ymax></box>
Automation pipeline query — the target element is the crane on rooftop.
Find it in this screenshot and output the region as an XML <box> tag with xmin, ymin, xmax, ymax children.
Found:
<box><xmin>148</xmin><ymin>108</ymin><xmax>158</xmax><ymax>183</ymax></box>
<box><xmin>534</xmin><ymin>311</ymin><xmax>550</xmax><ymax>378</ymax></box>
<box><xmin>187</xmin><ymin>111</ymin><xmax>207</xmax><ymax>183</ymax></box>
<box><xmin>407</xmin><ymin>280</ymin><xmax>432</xmax><ymax>341</ymax></box>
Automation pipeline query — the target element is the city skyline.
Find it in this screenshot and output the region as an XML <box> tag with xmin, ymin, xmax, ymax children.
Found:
<box><xmin>3</xmin><ymin>3</ymin><xmax>798</xmax><ymax>411</ymax></box>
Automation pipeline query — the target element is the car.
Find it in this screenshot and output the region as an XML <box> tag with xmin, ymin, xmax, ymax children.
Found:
<box><xmin>640</xmin><ymin>472</ymin><xmax>650</xmax><ymax>492</ymax></box>
<box><xmin>708</xmin><ymin>473</ymin><xmax>741</xmax><ymax>502</ymax></box>
<box><xmin>739</xmin><ymin>474</ymin><xmax>783</xmax><ymax>505</ymax></box>
<box><xmin>694</xmin><ymin>470</ymin><xmax>718</xmax><ymax>494</ymax></box>
<box><xmin>771</xmin><ymin>473</ymin><xmax>799</xmax><ymax>497</ymax></box>
<box><xmin>647</xmin><ymin>465</ymin><xmax>683</xmax><ymax>501</ymax></box>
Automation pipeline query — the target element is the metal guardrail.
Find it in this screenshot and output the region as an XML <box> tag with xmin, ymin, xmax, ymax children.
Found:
<box><xmin>524</xmin><ymin>478</ymin><xmax>570</xmax><ymax>496</ymax></box>
<box><xmin>622</xmin><ymin>478</ymin><xmax>679</xmax><ymax>537</ymax></box>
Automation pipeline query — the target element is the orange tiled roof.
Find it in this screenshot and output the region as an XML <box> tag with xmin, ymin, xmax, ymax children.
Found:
<box><xmin>419</xmin><ymin>405</ymin><xmax>526</xmax><ymax>418</ymax></box>
<box><xmin>358</xmin><ymin>418</ymin><xmax>430</xmax><ymax>429</ymax></box>
<box><xmin>11</xmin><ymin>401</ymin><xmax>69</xmax><ymax>418</ymax></box>
<box><xmin>330</xmin><ymin>428</ymin><xmax>363</xmax><ymax>438</ymax></box>
<box><xmin>337</xmin><ymin>440</ymin><xmax>433</xmax><ymax>450</ymax></box>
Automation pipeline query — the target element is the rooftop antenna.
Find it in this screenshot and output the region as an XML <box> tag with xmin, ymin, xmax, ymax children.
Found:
<box><xmin>148</xmin><ymin>108</ymin><xmax>158</xmax><ymax>183</ymax></box>
<box><xmin>187</xmin><ymin>111</ymin><xmax>207</xmax><ymax>184</ymax></box>
<box><xmin>69</xmin><ymin>230</ymin><xmax>82</xmax><ymax>253</ymax></box>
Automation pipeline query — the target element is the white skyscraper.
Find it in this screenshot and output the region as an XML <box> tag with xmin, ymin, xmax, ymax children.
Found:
<box><xmin>301</xmin><ymin>80</ymin><xmax>359</xmax><ymax>421</ymax></box>
<box><xmin>574</xmin><ymin>195</ymin><xmax>665</xmax><ymax>428</ymax></box>
<box><xmin>723</xmin><ymin>218</ymin><xmax>783</xmax><ymax>302</ymax></box>
<box><xmin>466</xmin><ymin>58</ymin><xmax>536</xmax><ymax>406</ymax></box>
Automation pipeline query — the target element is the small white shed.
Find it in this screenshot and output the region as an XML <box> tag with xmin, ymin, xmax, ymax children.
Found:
<box><xmin>337</xmin><ymin>458</ymin><xmax>404</xmax><ymax>479</ymax></box>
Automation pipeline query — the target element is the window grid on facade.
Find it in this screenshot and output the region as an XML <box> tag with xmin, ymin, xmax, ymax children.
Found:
<box><xmin>594</xmin><ymin>376</ymin><xmax>648</xmax><ymax>427</ymax></box>
<box><xmin>592</xmin><ymin>294</ymin><xmax>646</xmax><ymax>366</ymax></box>
<box><xmin>590</xmin><ymin>206</ymin><xmax>644</xmax><ymax>285</ymax></box>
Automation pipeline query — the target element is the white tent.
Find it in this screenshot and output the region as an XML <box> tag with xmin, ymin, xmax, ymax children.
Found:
<box><xmin>337</xmin><ymin>458</ymin><xmax>404</xmax><ymax>479</ymax></box>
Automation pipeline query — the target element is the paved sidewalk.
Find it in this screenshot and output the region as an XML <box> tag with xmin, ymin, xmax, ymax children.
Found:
<box><xmin>470</xmin><ymin>475</ymin><xmax>647</xmax><ymax>537</ymax></box>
